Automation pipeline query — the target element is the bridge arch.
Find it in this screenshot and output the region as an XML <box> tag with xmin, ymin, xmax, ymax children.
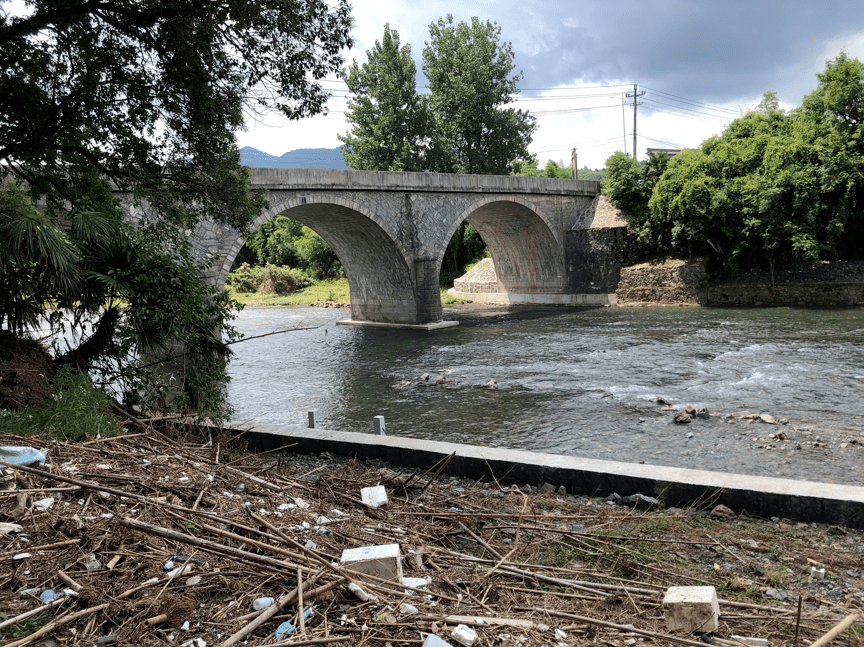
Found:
<box><xmin>218</xmin><ymin>196</ymin><xmax>423</xmax><ymax>325</ymax></box>
<box><xmin>443</xmin><ymin>196</ymin><xmax>566</xmax><ymax>294</ymax></box>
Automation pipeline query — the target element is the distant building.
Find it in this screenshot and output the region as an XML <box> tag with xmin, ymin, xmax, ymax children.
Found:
<box><xmin>646</xmin><ymin>148</ymin><xmax>684</xmax><ymax>160</ymax></box>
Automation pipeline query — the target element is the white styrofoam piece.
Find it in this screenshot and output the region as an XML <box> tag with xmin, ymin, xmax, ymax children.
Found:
<box><xmin>340</xmin><ymin>543</ymin><xmax>403</xmax><ymax>582</ymax></box>
<box><xmin>451</xmin><ymin>624</ymin><xmax>478</xmax><ymax>647</ymax></box>
<box><xmin>662</xmin><ymin>586</ymin><xmax>720</xmax><ymax>633</ymax></box>
<box><xmin>360</xmin><ymin>485</ymin><xmax>388</xmax><ymax>508</ymax></box>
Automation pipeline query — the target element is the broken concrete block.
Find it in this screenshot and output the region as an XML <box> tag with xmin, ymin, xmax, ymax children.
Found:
<box><xmin>340</xmin><ymin>543</ymin><xmax>403</xmax><ymax>582</ymax></box>
<box><xmin>662</xmin><ymin>586</ymin><xmax>720</xmax><ymax>633</ymax></box>
<box><xmin>360</xmin><ymin>485</ymin><xmax>388</xmax><ymax>508</ymax></box>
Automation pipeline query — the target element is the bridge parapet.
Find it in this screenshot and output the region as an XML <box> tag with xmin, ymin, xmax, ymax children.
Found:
<box><xmin>248</xmin><ymin>167</ymin><xmax>599</xmax><ymax>196</ymax></box>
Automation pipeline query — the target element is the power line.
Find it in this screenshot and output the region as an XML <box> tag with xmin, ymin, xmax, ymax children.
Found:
<box><xmin>641</xmin><ymin>86</ymin><xmax>741</xmax><ymax>115</ymax></box>
<box><xmin>644</xmin><ymin>97</ymin><xmax>736</xmax><ymax>119</ymax></box>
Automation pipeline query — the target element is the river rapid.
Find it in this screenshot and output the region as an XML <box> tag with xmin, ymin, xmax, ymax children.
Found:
<box><xmin>227</xmin><ymin>304</ymin><xmax>864</xmax><ymax>485</ymax></box>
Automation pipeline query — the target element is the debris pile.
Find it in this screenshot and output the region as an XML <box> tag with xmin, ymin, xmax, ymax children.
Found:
<box><xmin>1</xmin><ymin>427</ymin><xmax>863</xmax><ymax>647</ymax></box>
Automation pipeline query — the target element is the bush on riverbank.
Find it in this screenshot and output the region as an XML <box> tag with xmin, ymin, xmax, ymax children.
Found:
<box><xmin>226</xmin><ymin>263</ymin><xmax>313</xmax><ymax>294</ymax></box>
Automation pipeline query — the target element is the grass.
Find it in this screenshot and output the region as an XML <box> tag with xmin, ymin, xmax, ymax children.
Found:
<box><xmin>227</xmin><ymin>279</ymin><xmax>468</xmax><ymax>307</ymax></box>
<box><xmin>0</xmin><ymin>611</ymin><xmax>54</xmax><ymax>638</ymax></box>
<box><xmin>0</xmin><ymin>367</ymin><xmax>123</xmax><ymax>441</ymax></box>
<box><xmin>226</xmin><ymin>278</ymin><xmax>350</xmax><ymax>306</ymax></box>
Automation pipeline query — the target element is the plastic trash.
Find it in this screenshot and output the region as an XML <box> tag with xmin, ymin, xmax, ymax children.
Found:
<box><xmin>347</xmin><ymin>582</ymin><xmax>378</xmax><ymax>602</ymax></box>
<box><xmin>422</xmin><ymin>635</ymin><xmax>454</xmax><ymax>647</ymax></box>
<box><xmin>253</xmin><ymin>597</ymin><xmax>274</xmax><ymax>611</ymax></box>
<box><xmin>399</xmin><ymin>603</ymin><xmax>419</xmax><ymax>615</ymax></box>
<box><xmin>273</xmin><ymin>608</ymin><xmax>314</xmax><ymax>641</ymax></box>
<box><xmin>0</xmin><ymin>522</ymin><xmax>23</xmax><ymax>535</ymax></box>
<box><xmin>181</xmin><ymin>621</ymin><xmax>190</xmax><ymax>631</ymax></box>
<box><xmin>811</xmin><ymin>566</ymin><xmax>826</xmax><ymax>580</ymax></box>
<box><xmin>451</xmin><ymin>624</ymin><xmax>478</xmax><ymax>647</ymax></box>
<box><xmin>19</xmin><ymin>587</ymin><xmax>41</xmax><ymax>597</ymax></box>
<box><xmin>179</xmin><ymin>639</ymin><xmax>206</xmax><ymax>647</ymax></box>
<box><xmin>0</xmin><ymin>446</ymin><xmax>47</xmax><ymax>467</ymax></box>
<box><xmin>39</xmin><ymin>589</ymin><xmax>64</xmax><ymax>602</ymax></box>
<box><xmin>95</xmin><ymin>635</ymin><xmax>118</xmax><ymax>643</ymax></box>
<box><xmin>166</xmin><ymin>564</ymin><xmax>193</xmax><ymax>578</ymax></box>
<box><xmin>33</xmin><ymin>497</ymin><xmax>54</xmax><ymax>511</ymax></box>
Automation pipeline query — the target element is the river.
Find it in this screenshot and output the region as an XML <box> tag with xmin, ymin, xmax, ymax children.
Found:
<box><xmin>227</xmin><ymin>304</ymin><xmax>864</xmax><ymax>485</ymax></box>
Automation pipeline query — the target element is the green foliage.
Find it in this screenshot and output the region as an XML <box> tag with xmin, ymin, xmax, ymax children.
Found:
<box><xmin>603</xmin><ymin>151</ymin><xmax>659</xmax><ymax>239</ymax></box>
<box><xmin>510</xmin><ymin>158</ymin><xmax>574</xmax><ymax>178</ymax></box>
<box><xmin>1</xmin><ymin>0</ymin><xmax>354</xmax><ymax>416</ymax></box>
<box><xmin>294</xmin><ymin>227</ymin><xmax>342</xmax><ymax>280</ymax></box>
<box><xmin>605</xmin><ymin>53</ymin><xmax>864</xmax><ymax>273</ymax></box>
<box><xmin>423</xmin><ymin>15</ymin><xmax>537</xmax><ymax>175</ymax></box>
<box><xmin>0</xmin><ymin>367</ymin><xmax>122</xmax><ymax>440</ymax></box>
<box><xmin>339</xmin><ymin>25</ymin><xmax>429</xmax><ymax>171</ymax></box>
<box><xmin>440</xmin><ymin>223</ymin><xmax>487</xmax><ymax>285</ymax></box>
<box><xmin>242</xmin><ymin>216</ymin><xmax>304</xmax><ymax>267</ymax></box>
<box><xmin>226</xmin><ymin>264</ymin><xmax>313</xmax><ymax>294</ymax></box>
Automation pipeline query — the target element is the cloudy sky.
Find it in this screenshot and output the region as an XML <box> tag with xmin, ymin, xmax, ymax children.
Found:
<box><xmin>238</xmin><ymin>0</ymin><xmax>864</xmax><ymax>169</ymax></box>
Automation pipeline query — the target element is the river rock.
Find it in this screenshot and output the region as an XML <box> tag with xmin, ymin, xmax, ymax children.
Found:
<box><xmin>684</xmin><ymin>405</ymin><xmax>696</xmax><ymax>416</ymax></box>
<box><xmin>484</xmin><ymin>379</ymin><xmax>498</xmax><ymax>389</ymax></box>
<box><xmin>674</xmin><ymin>410</ymin><xmax>692</xmax><ymax>424</ymax></box>
<box><xmin>731</xmin><ymin>411</ymin><xmax>760</xmax><ymax>420</ymax></box>
<box><xmin>623</xmin><ymin>493</ymin><xmax>661</xmax><ymax>510</ymax></box>
<box><xmin>696</xmin><ymin>407</ymin><xmax>710</xmax><ymax>419</ymax></box>
<box><xmin>605</xmin><ymin>492</ymin><xmax>622</xmax><ymax>505</ymax></box>
<box><xmin>420</xmin><ymin>373</ymin><xmax>430</xmax><ymax>381</ymax></box>
<box><xmin>651</xmin><ymin>396</ymin><xmax>671</xmax><ymax>405</ymax></box>
<box><xmin>759</xmin><ymin>413</ymin><xmax>778</xmax><ymax>424</ymax></box>
<box><xmin>434</xmin><ymin>375</ymin><xmax>446</xmax><ymax>385</ymax></box>
<box><xmin>710</xmin><ymin>504</ymin><xmax>737</xmax><ymax>519</ymax></box>
<box><xmin>539</xmin><ymin>482</ymin><xmax>557</xmax><ymax>495</ymax></box>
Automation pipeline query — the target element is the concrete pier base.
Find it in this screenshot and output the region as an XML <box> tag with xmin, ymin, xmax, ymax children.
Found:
<box><xmin>336</xmin><ymin>319</ymin><xmax>459</xmax><ymax>330</ymax></box>
<box><xmin>447</xmin><ymin>289</ymin><xmax>616</xmax><ymax>306</ymax></box>
<box><xmin>225</xmin><ymin>422</ymin><xmax>864</xmax><ymax>528</ymax></box>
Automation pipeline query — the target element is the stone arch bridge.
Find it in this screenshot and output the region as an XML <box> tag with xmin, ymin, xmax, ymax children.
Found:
<box><xmin>182</xmin><ymin>168</ymin><xmax>625</xmax><ymax>328</ymax></box>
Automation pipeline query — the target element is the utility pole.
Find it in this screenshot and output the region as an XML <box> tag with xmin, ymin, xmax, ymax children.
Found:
<box><xmin>626</xmin><ymin>84</ymin><xmax>644</xmax><ymax>159</ymax></box>
<box><xmin>571</xmin><ymin>148</ymin><xmax>578</xmax><ymax>180</ymax></box>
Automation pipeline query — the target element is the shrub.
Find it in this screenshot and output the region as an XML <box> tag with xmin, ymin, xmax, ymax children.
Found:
<box><xmin>256</xmin><ymin>266</ymin><xmax>313</xmax><ymax>294</ymax></box>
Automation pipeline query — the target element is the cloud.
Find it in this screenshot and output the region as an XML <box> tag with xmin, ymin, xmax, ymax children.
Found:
<box><xmin>236</xmin><ymin>0</ymin><xmax>864</xmax><ymax>168</ymax></box>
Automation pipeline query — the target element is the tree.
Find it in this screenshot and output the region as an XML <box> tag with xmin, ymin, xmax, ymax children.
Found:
<box><xmin>0</xmin><ymin>0</ymin><xmax>353</xmax><ymax>417</ymax></box>
<box><xmin>423</xmin><ymin>15</ymin><xmax>536</xmax><ymax>175</ymax></box>
<box><xmin>756</xmin><ymin>91</ymin><xmax>783</xmax><ymax>115</ymax></box>
<box><xmin>641</xmin><ymin>54</ymin><xmax>864</xmax><ymax>272</ymax></box>
<box><xmin>339</xmin><ymin>25</ymin><xmax>429</xmax><ymax>171</ymax></box>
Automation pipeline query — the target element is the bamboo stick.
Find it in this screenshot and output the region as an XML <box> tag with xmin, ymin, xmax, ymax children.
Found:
<box><xmin>808</xmin><ymin>613</ymin><xmax>860</xmax><ymax>647</ymax></box>
<box><xmin>3</xmin><ymin>603</ymin><xmax>110</xmax><ymax>647</ymax></box>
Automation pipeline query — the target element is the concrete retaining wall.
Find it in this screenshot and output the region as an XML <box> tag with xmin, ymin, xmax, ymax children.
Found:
<box><xmin>226</xmin><ymin>422</ymin><xmax>864</xmax><ymax>528</ymax></box>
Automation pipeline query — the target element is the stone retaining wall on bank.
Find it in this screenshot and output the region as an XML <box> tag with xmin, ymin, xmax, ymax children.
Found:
<box><xmin>616</xmin><ymin>260</ymin><xmax>864</xmax><ymax>307</ymax></box>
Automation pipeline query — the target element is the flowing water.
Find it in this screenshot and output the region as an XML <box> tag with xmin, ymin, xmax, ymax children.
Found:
<box><xmin>228</xmin><ymin>304</ymin><xmax>864</xmax><ymax>485</ymax></box>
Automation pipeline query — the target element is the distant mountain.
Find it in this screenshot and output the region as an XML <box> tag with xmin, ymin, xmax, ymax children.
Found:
<box><xmin>240</xmin><ymin>146</ymin><xmax>348</xmax><ymax>170</ymax></box>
